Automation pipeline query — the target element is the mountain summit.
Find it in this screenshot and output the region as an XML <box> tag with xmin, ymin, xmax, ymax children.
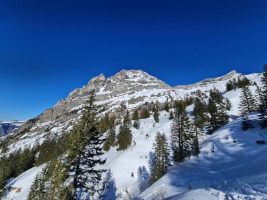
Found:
<box><xmin>2</xmin><ymin>69</ymin><xmax>260</xmax><ymax>155</ymax></box>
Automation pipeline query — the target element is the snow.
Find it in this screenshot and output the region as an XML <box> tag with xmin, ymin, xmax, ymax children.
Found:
<box><xmin>139</xmin><ymin>114</ymin><xmax>267</xmax><ymax>199</ymax></box>
<box><xmin>2</xmin><ymin>70</ymin><xmax>266</xmax><ymax>199</ymax></box>
<box><xmin>4</xmin><ymin>165</ymin><xmax>46</xmax><ymax>200</ymax></box>
<box><xmin>103</xmin><ymin>112</ymin><xmax>172</xmax><ymax>195</ymax></box>
<box><xmin>103</xmin><ymin>110</ymin><xmax>267</xmax><ymax>199</ymax></box>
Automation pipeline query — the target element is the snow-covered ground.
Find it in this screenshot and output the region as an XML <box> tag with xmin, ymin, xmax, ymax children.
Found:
<box><xmin>4</xmin><ymin>165</ymin><xmax>45</xmax><ymax>200</ymax></box>
<box><xmin>139</xmin><ymin>114</ymin><xmax>267</xmax><ymax>200</ymax></box>
<box><xmin>2</xmin><ymin>70</ymin><xmax>266</xmax><ymax>200</ymax></box>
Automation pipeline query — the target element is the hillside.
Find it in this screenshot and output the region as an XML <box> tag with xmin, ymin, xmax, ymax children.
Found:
<box><xmin>1</xmin><ymin>70</ymin><xmax>261</xmax><ymax>155</ymax></box>
<box><xmin>1</xmin><ymin>69</ymin><xmax>266</xmax><ymax>200</ymax></box>
<box><xmin>138</xmin><ymin>114</ymin><xmax>267</xmax><ymax>200</ymax></box>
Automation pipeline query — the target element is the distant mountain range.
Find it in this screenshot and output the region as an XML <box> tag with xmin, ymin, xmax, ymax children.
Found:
<box><xmin>0</xmin><ymin>121</ymin><xmax>24</xmax><ymax>137</ymax></box>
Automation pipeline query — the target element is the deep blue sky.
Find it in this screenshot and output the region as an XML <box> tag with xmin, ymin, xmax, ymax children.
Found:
<box><xmin>0</xmin><ymin>0</ymin><xmax>267</xmax><ymax>120</ymax></box>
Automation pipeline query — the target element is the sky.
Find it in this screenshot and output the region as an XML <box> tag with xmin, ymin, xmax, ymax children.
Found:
<box><xmin>0</xmin><ymin>0</ymin><xmax>267</xmax><ymax>120</ymax></box>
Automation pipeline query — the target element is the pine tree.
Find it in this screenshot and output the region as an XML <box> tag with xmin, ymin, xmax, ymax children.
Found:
<box><xmin>117</xmin><ymin>110</ymin><xmax>132</xmax><ymax>150</ymax></box>
<box><xmin>103</xmin><ymin>122</ymin><xmax>117</xmax><ymax>151</ymax></box>
<box><xmin>153</xmin><ymin>106</ymin><xmax>160</xmax><ymax>123</ymax></box>
<box><xmin>169</xmin><ymin>110</ymin><xmax>174</xmax><ymax>120</ymax></box>
<box><xmin>192</xmin><ymin>126</ymin><xmax>200</xmax><ymax>157</ymax></box>
<box><xmin>256</xmin><ymin>85</ymin><xmax>264</xmax><ymax>112</ymax></box>
<box><xmin>192</xmin><ymin>98</ymin><xmax>207</xmax><ymax>129</ymax></box>
<box><xmin>149</xmin><ymin>133</ymin><xmax>170</xmax><ymax>184</ymax></box>
<box><xmin>50</xmin><ymin>160</ymin><xmax>67</xmax><ymax>200</ymax></box>
<box><xmin>164</xmin><ymin>101</ymin><xmax>170</xmax><ymax>112</ymax></box>
<box><xmin>132</xmin><ymin>109</ymin><xmax>140</xmax><ymax>129</ymax></box>
<box><xmin>132</xmin><ymin>110</ymin><xmax>139</xmax><ymax>120</ymax></box>
<box><xmin>259</xmin><ymin>65</ymin><xmax>267</xmax><ymax>127</ymax></box>
<box><xmin>67</xmin><ymin>90</ymin><xmax>106</xmax><ymax>199</ymax></box>
<box><xmin>239</xmin><ymin>86</ymin><xmax>257</xmax><ymax>117</ymax></box>
<box><xmin>171</xmin><ymin>104</ymin><xmax>195</xmax><ymax>162</ymax></box>
<box><xmin>140</xmin><ymin>107</ymin><xmax>150</xmax><ymax>119</ymax></box>
<box><xmin>225</xmin><ymin>98</ymin><xmax>232</xmax><ymax>111</ymax></box>
<box><xmin>133</xmin><ymin>119</ymin><xmax>140</xmax><ymax>129</ymax></box>
<box><xmin>28</xmin><ymin>166</ymin><xmax>51</xmax><ymax>200</ymax></box>
<box><xmin>226</xmin><ymin>80</ymin><xmax>235</xmax><ymax>91</ymax></box>
<box><xmin>207</xmin><ymin>89</ymin><xmax>229</xmax><ymax>133</ymax></box>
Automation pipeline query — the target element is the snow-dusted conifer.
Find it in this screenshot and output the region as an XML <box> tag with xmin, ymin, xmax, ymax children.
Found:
<box><xmin>239</xmin><ymin>86</ymin><xmax>257</xmax><ymax>118</ymax></box>
<box><xmin>171</xmin><ymin>104</ymin><xmax>195</xmax><ymax>162</ymax></box>
<box><xmin>150</xmin><ymin>132</ymin><xmax>170</xmax><ymax>184</ymax></box>
<box><xmin>67</xmin><ymin>90</ymin><xmax>106</xmax><ymax>199</ymax></box>
<box><xmin>117</xmin><ymin>110</ymin><xmax>132</xmax><ymax>150</ymax></box>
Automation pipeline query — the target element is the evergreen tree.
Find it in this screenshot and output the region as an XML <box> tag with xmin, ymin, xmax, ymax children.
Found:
<box><xmin>140</xmin><ymin>107</ymin><xmax>150</xmax><ymax>119</ymax></box>
<box><xmin>256</xmin><ymin>85</ymin><xmax>264</xmax><ymax>112</ymax></box>
<box><xmin>99</xmin><ymin>114</ymin><xmax>112</xmax><ymax>133</ymax></box>
<box><xmin>225</xmin><ymin>98</ymin><xmax>232</xmax><ymax>111</ymax></box>
<box><xmin>239</xmin><ymin>86</ymin><xmax>257</xmax><ymax>118</ymax></box>
<box><xmin>163</xmin><ymin>101</ymin><xmax>170</xmax><ymax>112</ymax></box>
<box><xmin>192</xmin><ymin>127</ymin><xmax>200</xmax><ymax>157</ymax></box>
<box><xmin>117</xmin><ymin>110</ymin><xmax>132</xmax><ymax>150</ymax></box>
<box><xmin>50</xmin><ymin>160</ymin><xmax>67</xmax><ymax>200</ymax></box>
<box><xmin>171</xmin><ymin>104</ymin><xmax>195</xmax><ymax>162</ymax></box>
<box><xmin>236</xmin><ymin>77</ymin><xmax>251</xmax><ymax>88</ymax></box>
<box><xmin>132</xmin><ymin>110</ymin><xmax>139</xmax><ymax>121</ymax></box>
<box><xmin>132</xmin><ymin>109</ymin><xmax>140</xmax><ymax>129</ymax></box>
<box><xmin>259</xmin><ymin>65</ymin><xmax>267</xmax><ymax>127</ymax></box>
<box><xmin>192</xmin><ymin>98</ymin><xmax>208</xmax><ymax>129</ymax></box>
<box><xmin>103</xmin><ymin>122</ymin><xmax>117</xmax><ymax>151</ymax></box>
<box><xmin>28</xmin><ymin>166</ymin><xmax>51</xmax><ymax>200</ymax></box>
<box><xmin>226</xmin><ymin>80</ymin><xmax>235</xmax><ymax>91</ymax></box>
<box><xmin>226</xmin><ymin>77</ymin><xmax>250</xmax><ymax>91</ymax></box>
<box><xmin>149</xmin><ymin>133</ymin><xmax>170</xmax><ymax>184</ymax></box>
<box><xmin>153</xmin><ymin>106</ymin><xmax>160</xmax><ymax>123</ymax></box>
<box><xmin>207</xmin><ymin>89</ymin><xmax>229</xmax><ymax>133</ymax></box>
<box><xmin>169</xmin><ymin>110</ymin><xmax>174</xmax><ymax>120</ymax></box>
<box><xmin>133</xmin><ymin>119</ymin><xmax>140</xmax><ymax>129</ymax></box>
<box><xmin>67</xmin><ymin>90</ymin><xmax>106</xmax><ymax>199</ymax></box>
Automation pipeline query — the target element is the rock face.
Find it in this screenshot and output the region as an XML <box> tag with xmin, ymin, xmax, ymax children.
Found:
<box><xmin>175</xmin><ymin>70</ymin><xmax>241</xmax><ymax>90</ymax></box>
<box><xmin>0</xmin><ymin>121</ymin><xmax>24</xmax><ymax>137</ymax></box>
<box><xmin>1</xmin><ymin>69</ymin><xmax>253</xmax><ymax>154</ymax></box>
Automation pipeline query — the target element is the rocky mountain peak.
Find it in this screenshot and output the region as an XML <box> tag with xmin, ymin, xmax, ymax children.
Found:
<box><xmin>176</xmin><ymin>70</ymin><xmax>241</xmax><ymax>90</ymax></box>
<box><xmin>108</xmin><ymin>69</ymin><xmax>170</xmax><ymax>86</ymax></box>
<box><xmin>217</xmin><ymin>70</ymin><xmax>238</xmax><ymax>81</ymax></box>
<box><xmin>88</xmin><ymin>73</ymin><xmax>106</xmax><ymax>86</ymax></box>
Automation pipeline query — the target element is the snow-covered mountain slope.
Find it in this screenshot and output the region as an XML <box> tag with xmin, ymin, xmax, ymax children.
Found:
<box><xmin>4</xmin><ymin>165</ymin><xmax>45</xmax><ymax>200</ymax></box>
<box><xmin>2</xmin><ymin>69</ymin><xmax>266</xmax><ymax>200</ymax></box>
<box><xmin>1</xmin><ymin>70</ymin><xmax>262</xmax><ymax>156</ymax></box>
<box><xmin>0</xmin><ymin>121</ymin><xmax>24</xmax><ymax>137</ymax></box>
<box><xmin>4</xmin><ymin>114</ymin><xmax>267</xmax><ymax>199</ymax></box>
<box><xmin>139</xmin><ymin>114</ymin><xmax>267</xmax><ymax>200</ymax></box>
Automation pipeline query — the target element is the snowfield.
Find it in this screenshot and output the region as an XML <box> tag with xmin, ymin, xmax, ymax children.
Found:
<box><xmin>5</xmin><ymin>113</ymin><xmax>267</xmax><ymax>200</ymax></box>
<box><xmin>4</xmin><ymin>165</ymin><xmax>45</xmax><ymax>200</ymax></box>
<box><xmin>138</xmin><ymin>114</ymin><xmax>267</xmax><ymax>200</ymax></box>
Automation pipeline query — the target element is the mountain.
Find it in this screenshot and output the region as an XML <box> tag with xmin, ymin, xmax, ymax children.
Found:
<box><xmin>1</xmin><ymin>69</ymin><xmax>265</xmax><ymax>200</ymax></box>
<box><xmin>1</xmin><ymin>69</ymin><xmax>262</xmax><ymax>155</ymax></box>
<box><xmin>0</xmin><ymin>121</ymin><xmax>24</xmax><ymax>137</ymax></box>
